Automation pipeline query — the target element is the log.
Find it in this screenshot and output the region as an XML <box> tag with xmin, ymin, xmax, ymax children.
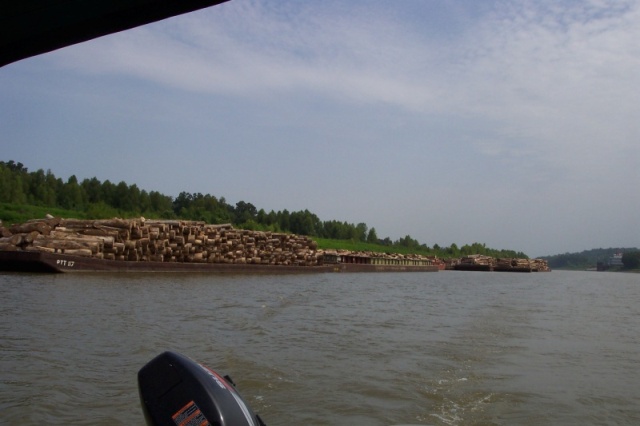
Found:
<box><xmin>32</xmin><ymin>238</ymin><xmax>99</xmax><ymax>252</ymax></box>
<box><xmin>9</xmin><ymin>234</ymin><xmax>23</xmax><ymax>245</ymax></box>
<box><xmin>24</xmin><ymin>245</ymin><xmax>54</xmax><ymax>253</ymax></box>
<box><xmin>59</xmin><ymin>219</ymin><xmax>95</xmax><ymax>229</ymax></box>
<box><xmin>9</xmin><ymin>221</ymin><xmax>52</xmax><ymax>235</ymax></box>
<box><xmin>92</xmin><ymin>218</ymin><xmax>136</xmax><ymax>229</ymax></box>
<box><xmin>192</xmin><ymin>252</ymin><xmax>204</xmax><ymax>262</ymax></box>
<box><xmin>149</xmin><ymin>227</ymin><xmax>160</xmax><ymax>240</ymax></box>
<box><xmin>0</xmin><ymin>242</ymin><xmax>18</xmax><ymax>251</ymax></box>
<box><xmin>24</xmin><ymin>231</ymin><xmax>40</xmax><ymax>244</ymax></box>
<box><xmin>27</xmin><ymin>216</ymin><xmax>62</xmax><ymax>227</ymax></box>
<box><xmin>63</xmin><ymin>249</ymin><xmax>93</xmax><ymax>257</ymax></box>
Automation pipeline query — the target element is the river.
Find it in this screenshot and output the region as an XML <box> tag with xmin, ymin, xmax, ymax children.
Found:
<box><xmin>1</xmin><ymin>270</ymin><xmax>639</xmax><ymax>425</ymax></box>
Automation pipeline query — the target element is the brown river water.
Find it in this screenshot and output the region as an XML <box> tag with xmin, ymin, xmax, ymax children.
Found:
<box><xmin>1</xmin><ymin>270</ymin><xmax>639</xmax><ymax>425</ymax></box>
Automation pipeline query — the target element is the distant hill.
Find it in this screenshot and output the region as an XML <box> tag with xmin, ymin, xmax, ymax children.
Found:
<box><xmin>540</xmin><ymin>248</ymin><xmax>638</xmax><ymax>270</ymax></box>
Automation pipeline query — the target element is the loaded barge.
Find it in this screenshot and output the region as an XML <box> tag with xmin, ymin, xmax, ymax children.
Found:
<box><xmin>451</xmin><ymin>254</ymin><xmax>551</xmax><ymax>272</ymax></box>
<box><xmin>0</xmin><ymin>217</ymin><xmax>439</xmax><ymax>274</ymax></box>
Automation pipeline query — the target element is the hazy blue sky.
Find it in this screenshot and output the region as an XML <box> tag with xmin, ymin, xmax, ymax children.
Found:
<box><xmin>1</xmin><ymin>0</ymin><xmax>638</xmax><ymax>257</ymax></box>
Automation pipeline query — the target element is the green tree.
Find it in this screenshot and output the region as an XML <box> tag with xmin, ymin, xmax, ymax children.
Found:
<box><xmin>278</xmin><ymin>209</ymin><xmax>290</xmax><ymax>232</ymax></box>
<box><xmin>113</xmin><ymin>181</ymin><xmax>136</xmax><ymax>212</ymax></box>
<box><xmin>101</xmin><ymin>180</ymin><xmax>116</xmax><ymax>207</ymax></box>
<box><xmin>289</xmin><ymin>210</ymin><xmax>321</xmax><ymax>236</ymax></box>
<box><xmin>396</xmin><ymin>234</ymin><xmax>419</xmax><ymax>249</ymax></box>
<box><xmin>3</xmin><ymin>160</ymin><xmax>27</xmax><ymax>173</ymax></box>
<box><xmin>28</xmin><ymin>169</ymin><xmax>45</xmax><ymax>205</ymax></box>
<box><xmin>172</xmin><ymin>192</ymin><xmax>193</xmax><ymax>216</ymax></box>
<box><xmin>355</xmin><ymin>223</ymin><xmax>368</xmax><ymax>242</ymax></box>
<box><xmin>380</xmin><ymin>237</ymin><xmax>393</xmax><ymax>246</ymax></box>
<box><xmin>622</xmin><ymin>251</ymin><xmax>640</xmax><ymax>269</ymax></box>
<box><xmin>366</xmin><ymin>227</ymin><xmax>379</xmax><ymax>244</ymax></box>
<box><xmin>44</xmin><ymin>169</ymin><xmax>59</xmax><ymax>205</ymax></box>
<box><xmin>138</xmin><ymin>189</ymin><xmax>152</xmax><ymax>214</ymax></box>
<box><xmin>0</xmin><ymin>164</ymin><xmax>13</xmax><ymax>203</ymax></box>
<box><xmin>149</xmin><ymin>191</ymin><xmax>173</xmax><ymax>216</ymax></box>
<box><xmin>81</xmin><ymin>177</ymin><xmax>103</xmax><ymax>204</ymax></box>
<box><xmin>256</xmin><ymin>208</ymin><xmax>267</xmax><ymax>225</ymax></box>
<box><xmin>234</xmin><ymin>201</ymin><xmax>257</xmax><ymax>224</ymax></box>
<box><xmin>58</xmin><ymin>175</ymin><xmax>85</xmax><ymax>209</ymax></box>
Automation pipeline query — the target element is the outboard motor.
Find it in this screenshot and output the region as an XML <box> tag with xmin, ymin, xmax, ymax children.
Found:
<box><xmin>138</xmin><ymin>351</ymin><xmax>265</xmax><ymax>426</ymax></box>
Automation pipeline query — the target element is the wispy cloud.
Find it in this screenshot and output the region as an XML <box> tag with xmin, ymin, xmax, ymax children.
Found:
<box><xmin>57</xmin><ymin>0</ymin><xmax>639</xmax><ymax>129</ymax></box>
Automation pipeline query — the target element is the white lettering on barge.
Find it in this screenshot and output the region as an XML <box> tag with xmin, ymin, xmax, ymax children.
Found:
<box><xmin>56</xmin><ymin>259</ymin><xmax>75</xmax><ymax>267</ymax></box>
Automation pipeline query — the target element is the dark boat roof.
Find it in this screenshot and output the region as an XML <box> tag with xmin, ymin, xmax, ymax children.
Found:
<box><xmin>0</xmin><ymin>0</ymin><xmax>230</xmax><ymax>67</ymax></box>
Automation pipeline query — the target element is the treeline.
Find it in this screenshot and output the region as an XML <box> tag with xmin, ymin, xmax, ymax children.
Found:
<box><xmin>0</xmin><ymin>160</ymin><xmax>527</xmax><ymax>258</ymax></box>
<box><xmin>541</xmin><ymin>247</ymin><xmax>639</xmax><ymax>269</ymax></box>
<box><xmin>621</xmin><ymin>252</ymin><xmax>640</xmax><ymax>269</ymax></box>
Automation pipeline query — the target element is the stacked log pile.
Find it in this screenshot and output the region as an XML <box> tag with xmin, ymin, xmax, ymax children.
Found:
<box><xmin>325</xmin><ymin>249</ymin><xmax>435</xmax><ymax>264</ymax></box>
<box><xmin>444</xmin><ymin>258</ymin><xmax>460</xmax><ymax>270</ymax></box>
<box><xmin>496</xmin><ymin>257</ymin><xmax>531</xmax><ymax>270</ymax></box>
<box><xmin>495</xmin><ymin>257</ymin><xmax>551</xmax><ymax>271</ymax></box>
<box><xmin>530</xmin><ymin>258</ymin><xmax>551</xmax><ymax>272</ymax></box>
<box><xmin>458</xmin><ymin>256</ymin><xmax>549</xmax><ymax>272</ymax></box>
<box><xmin>458</xmin><ymin>254</ymin><xmax>496</xmax><ymax>268</ymax></box>
<box><xmin>0</xmin><ymin>217</ymin><xmax>321</xmax><ymax>267</ymax></box>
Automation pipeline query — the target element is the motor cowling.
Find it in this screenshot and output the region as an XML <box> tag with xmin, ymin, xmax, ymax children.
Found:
<box><xmin>138</xmin><ymin>351</ymin><xmax>265</xmax><ymax>426</ymax></box>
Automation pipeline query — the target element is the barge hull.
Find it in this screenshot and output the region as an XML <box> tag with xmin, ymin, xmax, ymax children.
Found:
<box><xmin>334</xmin><ymin>263</ymin><xmax>439</xmax><ymax>273</ymax></box>
<box><xmin>494</xmin><ymin>267</ymin><xmax>534</xmax><ymax>273</ymax></box>
<box><xmin>0</xmin><ymin>251</ymin><xmax>331</xmax><ymax>274</ymax></box>
<box><xmin>454</xmin><ymin>264</ymin><xmax>493</xmax><ymax>272</ymax></box>
<box><xmin>0</xmin><ymin>251</ymin><xmax>439</xmax><ymax>274</ymax></box>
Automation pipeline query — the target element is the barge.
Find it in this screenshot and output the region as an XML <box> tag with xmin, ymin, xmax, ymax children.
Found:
<box><xmin>455</xmin><ymin>264</ymin><xmax>541</xmax><ymax>272</ymax></box>
<box><xmin>452</xmin><ymin>254</ymin><xmax>550</xmax><ymax>272</ymax></box>
<box><xmin>454</xmin><ymin>263</ymin><xmax>493</xmax><ymax>272</ymax></box>
<box><xmin>0</xmin><ymin>250</ymin><xmax>439</xmax><ymax>274</ymax></box>
<box><xmin>0</xmin><ymin>218</ymin><xmax>441</xmax><ymax>274</ymax></box>
<box><xmin>1</xmin><ymin>217</ymin><xmax>547</xmax><ymax>274</ymax></box>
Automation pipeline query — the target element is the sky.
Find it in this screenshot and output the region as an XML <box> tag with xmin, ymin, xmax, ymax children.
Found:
<box><xmin>1</xmin><ymin>0</ymin><xmax>638</xmax><ymax>257</ymax></box>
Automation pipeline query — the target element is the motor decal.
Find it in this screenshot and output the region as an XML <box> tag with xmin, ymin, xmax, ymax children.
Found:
<box><xmin>172</xmin><ymin>400</ymin><xmax>210</xmax><ymax>426</ymax></box>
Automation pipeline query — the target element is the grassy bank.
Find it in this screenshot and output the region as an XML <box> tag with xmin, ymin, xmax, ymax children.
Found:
<box><xmin>315</xmin><ymin>237</ymin><xmax>432</xmax><ymax>256</ymax></box>
<box><xmin>0</xmin><ymin>203</ymin><xmax>87</xmax><ymax>225</ymax></box>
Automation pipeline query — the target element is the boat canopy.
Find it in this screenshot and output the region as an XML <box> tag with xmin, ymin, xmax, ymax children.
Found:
<box><xmin>0</xmin><ymin>0</ymin><xmax>230</xmax><ymax>67</ymax></box>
